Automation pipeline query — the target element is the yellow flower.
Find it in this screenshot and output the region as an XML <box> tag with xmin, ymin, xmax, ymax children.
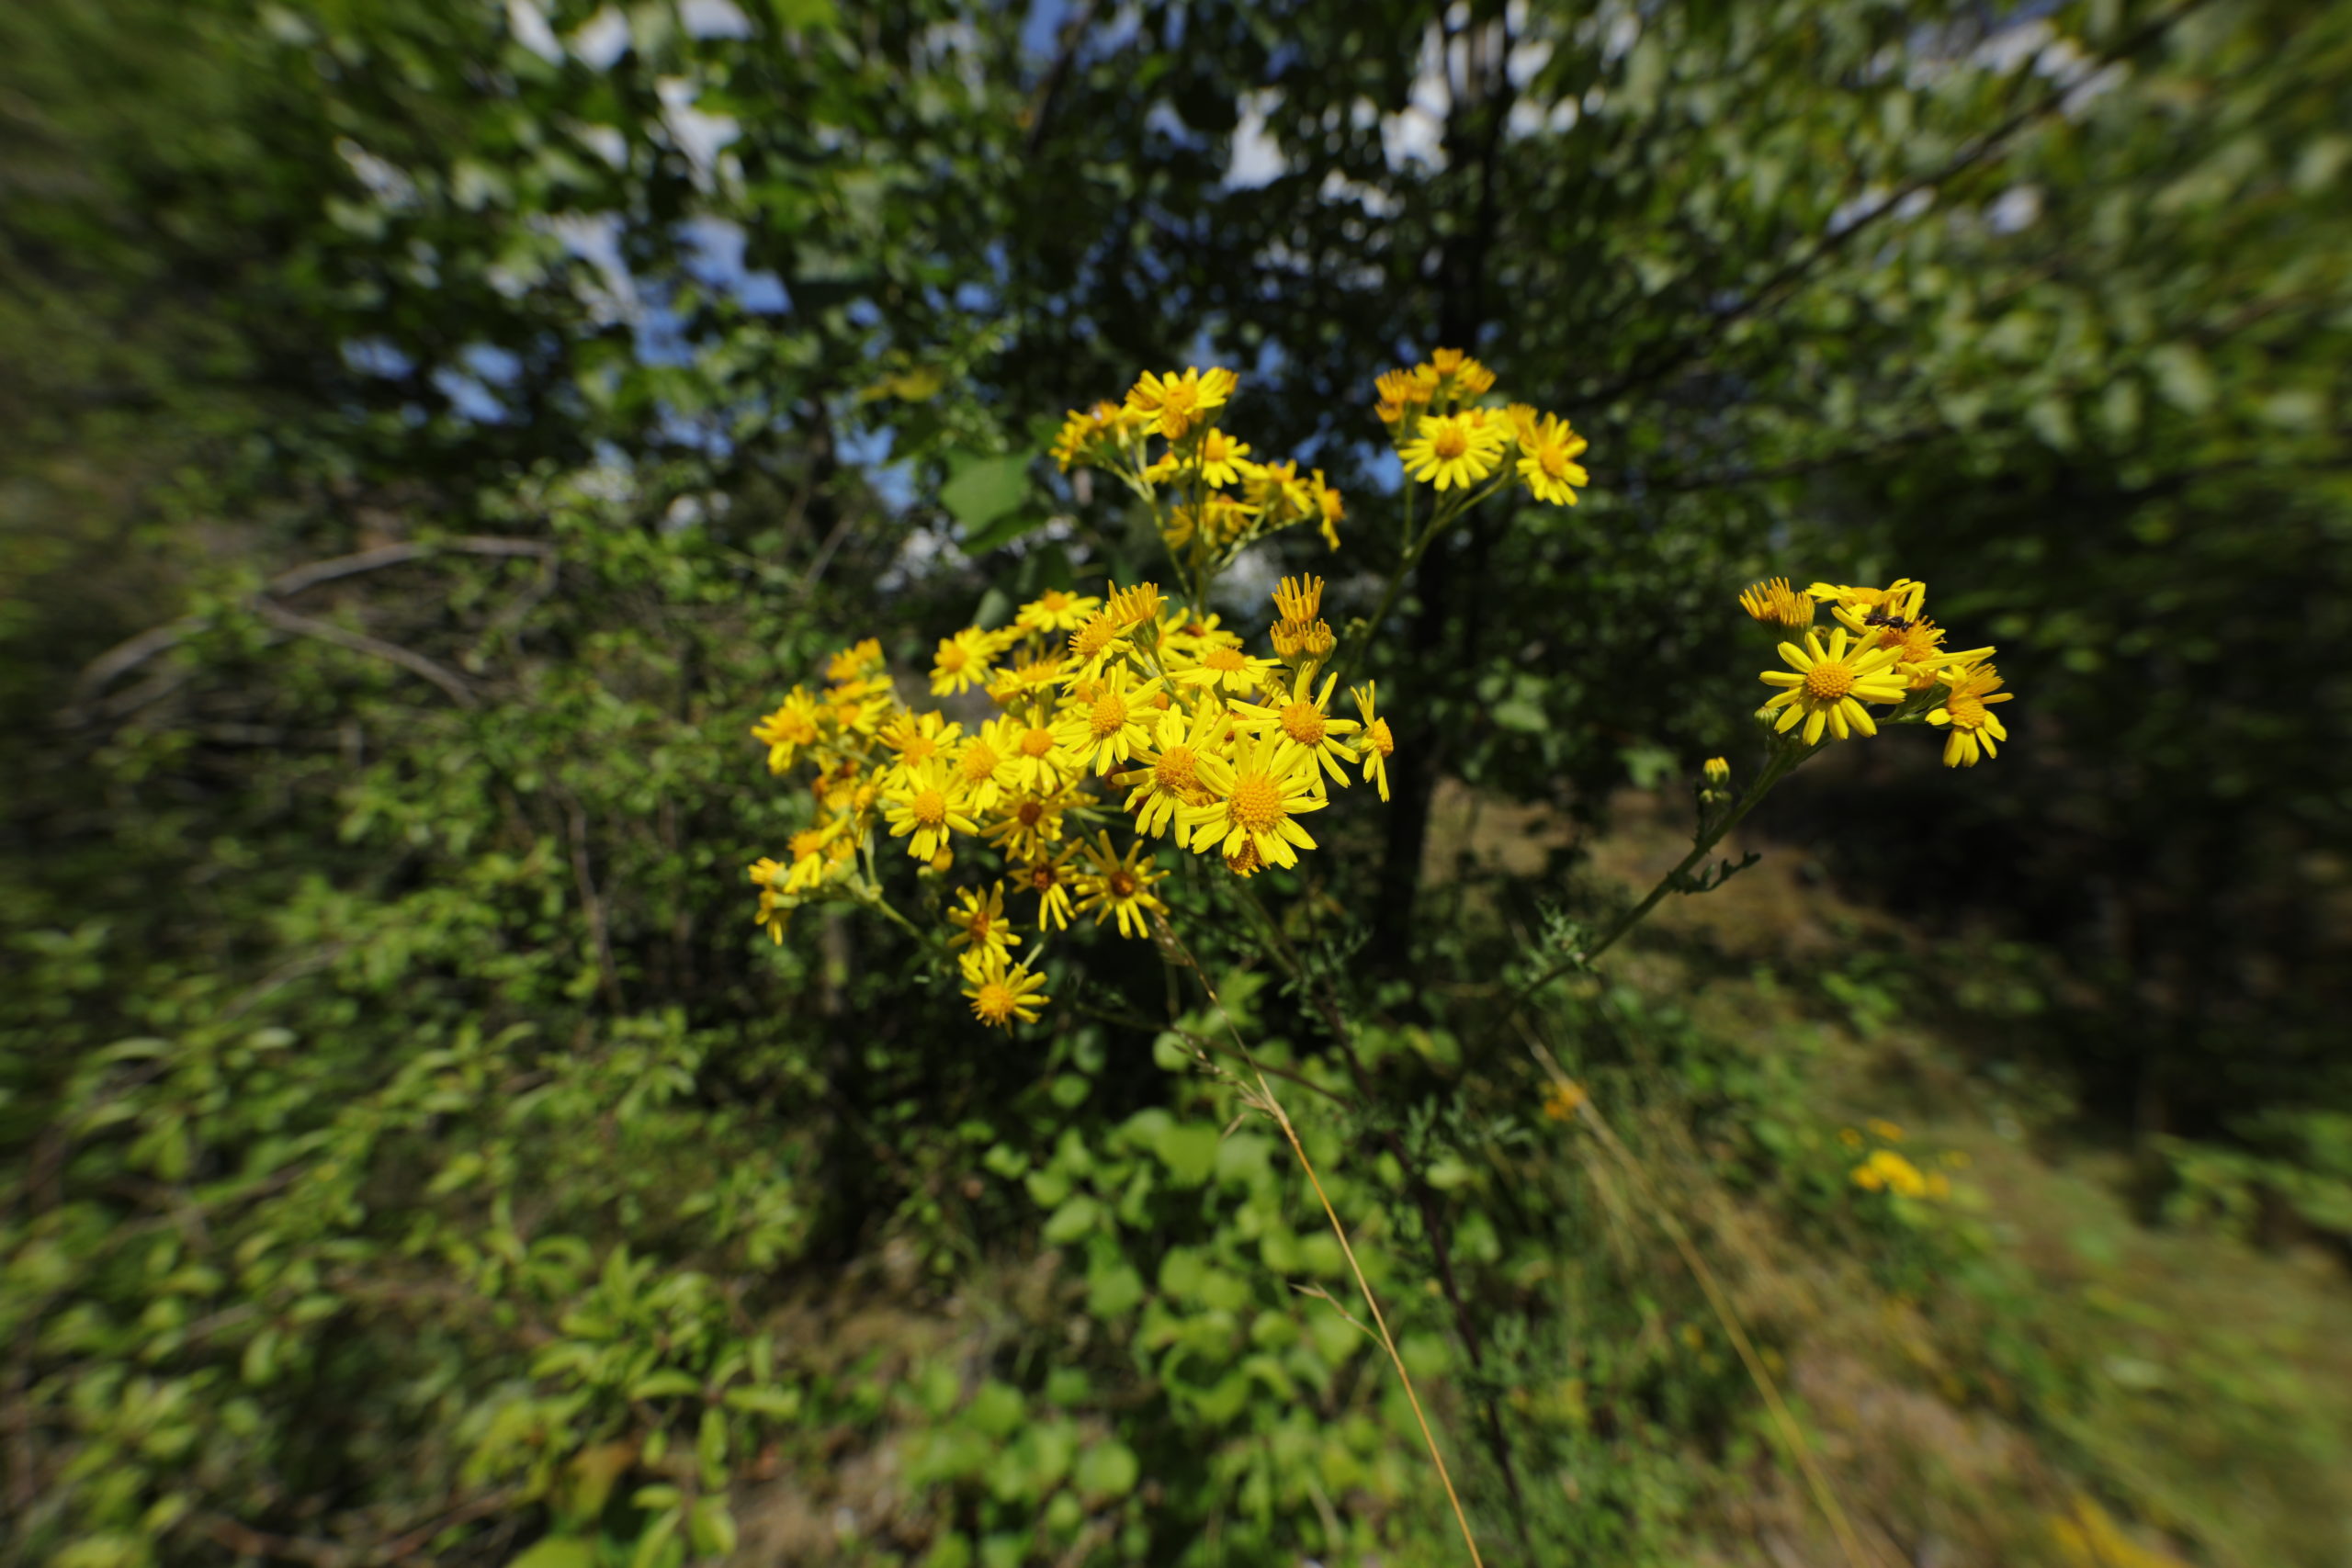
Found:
<box><xmin>824</xmin><ymin>677</ymin><xmax>892</xmax><ymax>737</ymax></box>
<box><xmin>1866</xmin><ymin>1119</ymin><xmax>1904</xmax><ymax>1142</ymax></box>
<box><xmin>1426</xmin><ymin>347</ymin><xmax>1496</xmax><ymax>394</ymax></box>
<box><xmin>1105</xmin><ymin>581</ymin><xmax>1166</xmax><ymax>629</ymax></box>
<box><xmin>752</xmin><ymin>688</ymin><xmax>826</xmax><ymax>773</ymax></box>
<box><xmin>945</xmin><ymin>882</ymin><xmax>1023</xmax><ymax>964</ymax></box>
<box><xmin>1075</xmin><ymin>831</ymin><xmax>1169</xmax><ymax>940</ymax></box>
<box><xmin>1272</xmin><ymin>573</ymin><xmax>1324</xmax><ymax>624</ymax></box>
<box><xmin>1852</xmin><ymin>1149</ymin><xmax>1930</xmax><ymax>1198</ymax></box>
<box><xmin>1125</xmin><ymin>366</ymin><xmax>1238</xmax><ymax>441</ymax></box>
<box><xmin>931</xmin><ymin>626</ymin><xmax>1006</xmax><ymax>696</ymax></box>
<box><xmin>1016</xmin><ymin>588</ymin><xmax>1102</xmax><ymax>634</ymax></box>
<box><xmin>1179</xmin><ymin>730</ymin><xmax>1326</xmax><ymax>870</ymax></box>
<box><xmin>881</xmin><ymin>761</ymin><xmax>978</xmax><ymax>861</ymax></box>
<box><xmin>1513</xmin><ymin>412</ymin><xmax>1589</xmax><ymax>506</ymax></box>
<box><xmin>1015</xmin><ymin>846</ymin><xmax>1080</xmax><ymax>931</ymax></box>
<box><xmin>1399</xmin><ymin>411</ymin><xmax>1507</xmax><ymax>491</ymax></box>
<box><xmin>1541</xmin><ymin>1080</ymin><xmax>1587</xmax><ymax>1122</ymax></box>
<box><xmin>1738</xmin><ymin>578</ymin><xmax>1815</xmax><ymax>630</ymax></box>
<box><xmin>962</xmin><ymin>950</ymin><xmax>1049</xmax><ymax>1031</ymax></box>
<box><xmin>1125</xmin><ymin>702</ymin><xmax>1231</xmax><ymax>839</ymax></box>
<box><xmin>1063</xmin><ymin>610</ymin><xmax>1128</xmax><ymax>679</ymax></box>
<box><xmin>747</xmin><ymin>857</ymin><xmax>789</xmax><ymax>944</ymax></box>
<box><xmin>984</xmin><ymin>789</ymin><xmax>1074</xmax><ymax>861</ymax></box>
<box><xmin>824</xmin><ymin>637</ymin><xmax>884</xmax><ymax>682</ymax></box>
<box><xmin>1001</xmin><ymin>712</ymin><xmax>1078</xmax><ymax>794</ymax></box>
<box><xmin>1374</xmin><ymin>365</ymin><xmax>1439</xmax><ymax>426</ymax></box>
<box><xmin>954</xmin><ymin>716</ymin><xmax>1023</xmax><ymax>809</ymax></box>
<box><xmin>1243</xmin><ymin>458</ymin><xmax>1317</xmax><ymax>523</ymax></box>
<box><xmin>781</xmin><ymin>824</ymin><xmax>849</xmax><ymax>894</ymax></box>
<box><xmin>1758</xmin><ymin>628</ymin><xmax>1907</xmax><ymax>745</ymax></box>
<box><xmin>879</xmin><ymin>710</ymin><xmax>963</xmax><ymax>774</ymax></box>
<box><xmin>1927</xmin><ymin>663</ymin><xmax>2016</xmax><ymax>768</ymax></box>
<box><xmin>1269</xmin><ymin>617</ymin><xmax>1334</xmax><ymax>663</ymax></box>
<box><xmin>1311</xmin><ymin>468</ymin><xmax>1344</xmax><ymax>551</ymax></box>
<box><xmin>1702</xmin><ymin>757</ymin><xmax>1730</xmax><ymax>788</ymax></box>
<box><xmin>1049</xmin><ymin>400</ymin><xmax>1136</xmax><ymax>471</ymax></box>
<box><xmin>987</xmin><ymin>653</ymin><xmax>1069</xmax><ymax>708</ymax></box>
<box><xmin>1050</xmin><ymin>667</ymin><xmax>1162</xmax><ymax>774</ymax></box>
<box><xmin>1351</xmin><ymin>682</ymin><xmax>1395</xmax><ymax>802</ymax></box>
<box><xmin>1231</xmin><ymin>671</ymin><xmax>1361</xmax><ymax>793</ymax></box>
<box><xmin>1809</xmin><ymin>579</ymin><xmax>1927</xmax><ymax>623</ymax></box>
<box><xmin>1171</xmin><ymin>639</ymin><xmax>1281</xmax><ymax>696</ymax></box>
<box><xmin>1193</xmin><ymin>428</ymin><xmax>1254</xmax><ymax>487</ymax></box>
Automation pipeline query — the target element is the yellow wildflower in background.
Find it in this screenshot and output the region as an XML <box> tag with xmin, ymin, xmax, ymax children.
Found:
<box><xmin>1125</xmin><ymin>366</ymin><xmax>1237</xmax><ymax>441</ymax></box>
<box><xmin>1809</xmin><ymin>578</ymin><xmax>1927</xmax><ymax>623</ymax></box>
<box><xmin>1351</xmin><ymin>682</ymin><xmax>1394</xmax><ymax>801</ymax></box>
<box><xmin>1311</xmin><ymin>469</ymin><xmax>1344</xmax><ymax>550</ymax></box>
<box><xmin>962</xmin><ymin>950</ymin><xmax>1049</xmax><ymax>1030</ymax></box>
<box><xmin>1016</xmin><ymin>588</ymin><xmax>1101</xmax><ymax>634</ymax></box>
<box><xmin>945</xmin><ymin>882</ymin><xmax>1022</xmax><ymax>964</ymax></box>
<box><xmin>1017</xmin><ymin>847</ymin><xmax>1079</xmax><ymax>931</ymax></box>
<box><xmin>1928</xmin><ymin>663</ymin><xmax>2015</xmax><ymax>767</ymax></box>
<box><xmin>825</xmin><ymin>637</ymin><xmax>884</xmax><ymax>682</ymax></box>
<box><xmin>1193</xmin><ymin>428</ymin><xmax>1254</xmax><ymax>486</ymax></box>
<box><xmin>752</xmin><ymin>688</ymin><xmax>826</xmax><ymax>773</ymax></box>
<box><xmin>931</xmin><ymin>626</ymin><xmax>1004</xmax><ymax>695</ymax></box>
<box><xmin>1076</xmin><ymin>831</ymin><xmax>1169</xmax><ymax>940</ymax></box>
<box><xmin>1171</xmin><ymin>639</ymin><xmax>1279</xmax><ymax>696</ymax></box>
<box><xmin>1851</xmin><ymin>1148</ymin><xmax>1933</xmax><ymax>1198</ymax></box>
<box><xmin>1401</xmin><ymin>410</ymin><xmax>1508</xmax><ymax>491</ymax></box>
<box><xmin>1542</xmin><ymin>1081</ymin><xmax>1588</xmax><ymax>1122</ymax></box>
<box><xmin>1758</xmin><ymin>628</ymin><xmax>1906</xmax><ymax>744</ymax></box>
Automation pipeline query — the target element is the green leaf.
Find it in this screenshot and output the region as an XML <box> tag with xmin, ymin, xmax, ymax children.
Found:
<box><xmin>939</xmin><ymin>452</ymin><xmax>1031</xmax><ymax>536</ymax></box>
<box><xmin>1151</xmin><ymin>1122</ymin><xmax>1220</xmax><ymax>1186</ymax></box>
<box><xmin>688</xmin><ymin>1498</ymin><xmax>738</xmax><ymax>1558</ymax></box>
<box><xmin>505</xmin><ymin>1540</ymin><xmax>597</xmax><ymax>1568</ymax></box>
<box><xmin>1073</xmin><ymin>1438</ymin><xmax>1140</xmax><ymax>1501</ymax></box>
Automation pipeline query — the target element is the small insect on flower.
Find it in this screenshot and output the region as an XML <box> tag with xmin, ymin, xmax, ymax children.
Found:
<box><xmin>962</xmin><ymin>950</ymin><xmax>1050</xmax><ymax>1031</ymax></box>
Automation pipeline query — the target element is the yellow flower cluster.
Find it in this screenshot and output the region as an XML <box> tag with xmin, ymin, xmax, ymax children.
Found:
<box><xmin>1050</xmin><ymin>366</ymin><xmax>1346</xmax><ymax>587</ymax></box>
<box><xmin>1375</xmin><ymin>348</ymin><xmax>1589</xmax><ymax>506</ymax></box>
<box><xmin>746</xmin><ymin>574</ymin><xmax>1398</xmax><ymax>1029</ymax></box>
<box><xmin>1743</xmin><ymin>575</ymin><xmax>2017</xmax><ymax>766</ymax></box>
<box><xmin>1842</xmin><ymin>1119</ymin><xmax>1955</xmax><ymax>1199</ymax></box>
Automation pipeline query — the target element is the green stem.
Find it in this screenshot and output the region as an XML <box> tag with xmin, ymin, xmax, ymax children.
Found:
<box><xmin>1508</xmin><ymin>739</ymin><xmax>1804</xmax><ymax>1012</ymax></box>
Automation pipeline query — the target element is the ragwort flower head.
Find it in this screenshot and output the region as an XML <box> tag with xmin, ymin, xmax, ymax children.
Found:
<box><xmin>1180</xmin><ymin>729</ymin><xmax>1326</xmax><ymax>871</ymax></box>
<box><xmin>1125</xmin><ymin>366</ymin><xmax>1238</xmax><ymax>441</ymax></box>
<box><xmin>1400</xmin><ymin>410</ymin><xmax>1508</xmax><ymax>491</ymax></box>
<box><xmin>882</xmin><ymin>761</ymin><xmax>978</xmax><ymax>861</ymax></box>
<box><xmin>962</xmin><ymin>950</ymin><xmax>1049</xmax><ymax>1031</ymax></box>
<box><xmin>1514</xmin><ymin>412</ymin><xmax>1589</xmax><ymax>506</ymax></box>
<box><xmin>1758</xmin><ymin>627</ymin><xmax>1906</xmax><ymax>745</ymax></box>
<box><xmin>1927</xmin><ymin>663</ymin><xmax>2015</xmax><ymax>768</ymax></box>
<box><xmin>1738</xmin><ymin>578</ymin><xmax>1815</xmax><ymax>630</ymax></box>
<box><xmin>1076</xmin><ymin>830</ymin><xmax>1169</xmax><ymax>940</ymax></box>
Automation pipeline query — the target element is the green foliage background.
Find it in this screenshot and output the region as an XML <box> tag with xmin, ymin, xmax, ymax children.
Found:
<box><xmin>3</xmin><ymin>1</ymin><xmax>2348</xmax><ymax>1565</ymax></box>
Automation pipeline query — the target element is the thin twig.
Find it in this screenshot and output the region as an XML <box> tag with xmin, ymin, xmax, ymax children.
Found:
<box><xmin>253</xmin><ymin>602</ymin><xmax>479</xmax><ymax>708</ymax></box>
